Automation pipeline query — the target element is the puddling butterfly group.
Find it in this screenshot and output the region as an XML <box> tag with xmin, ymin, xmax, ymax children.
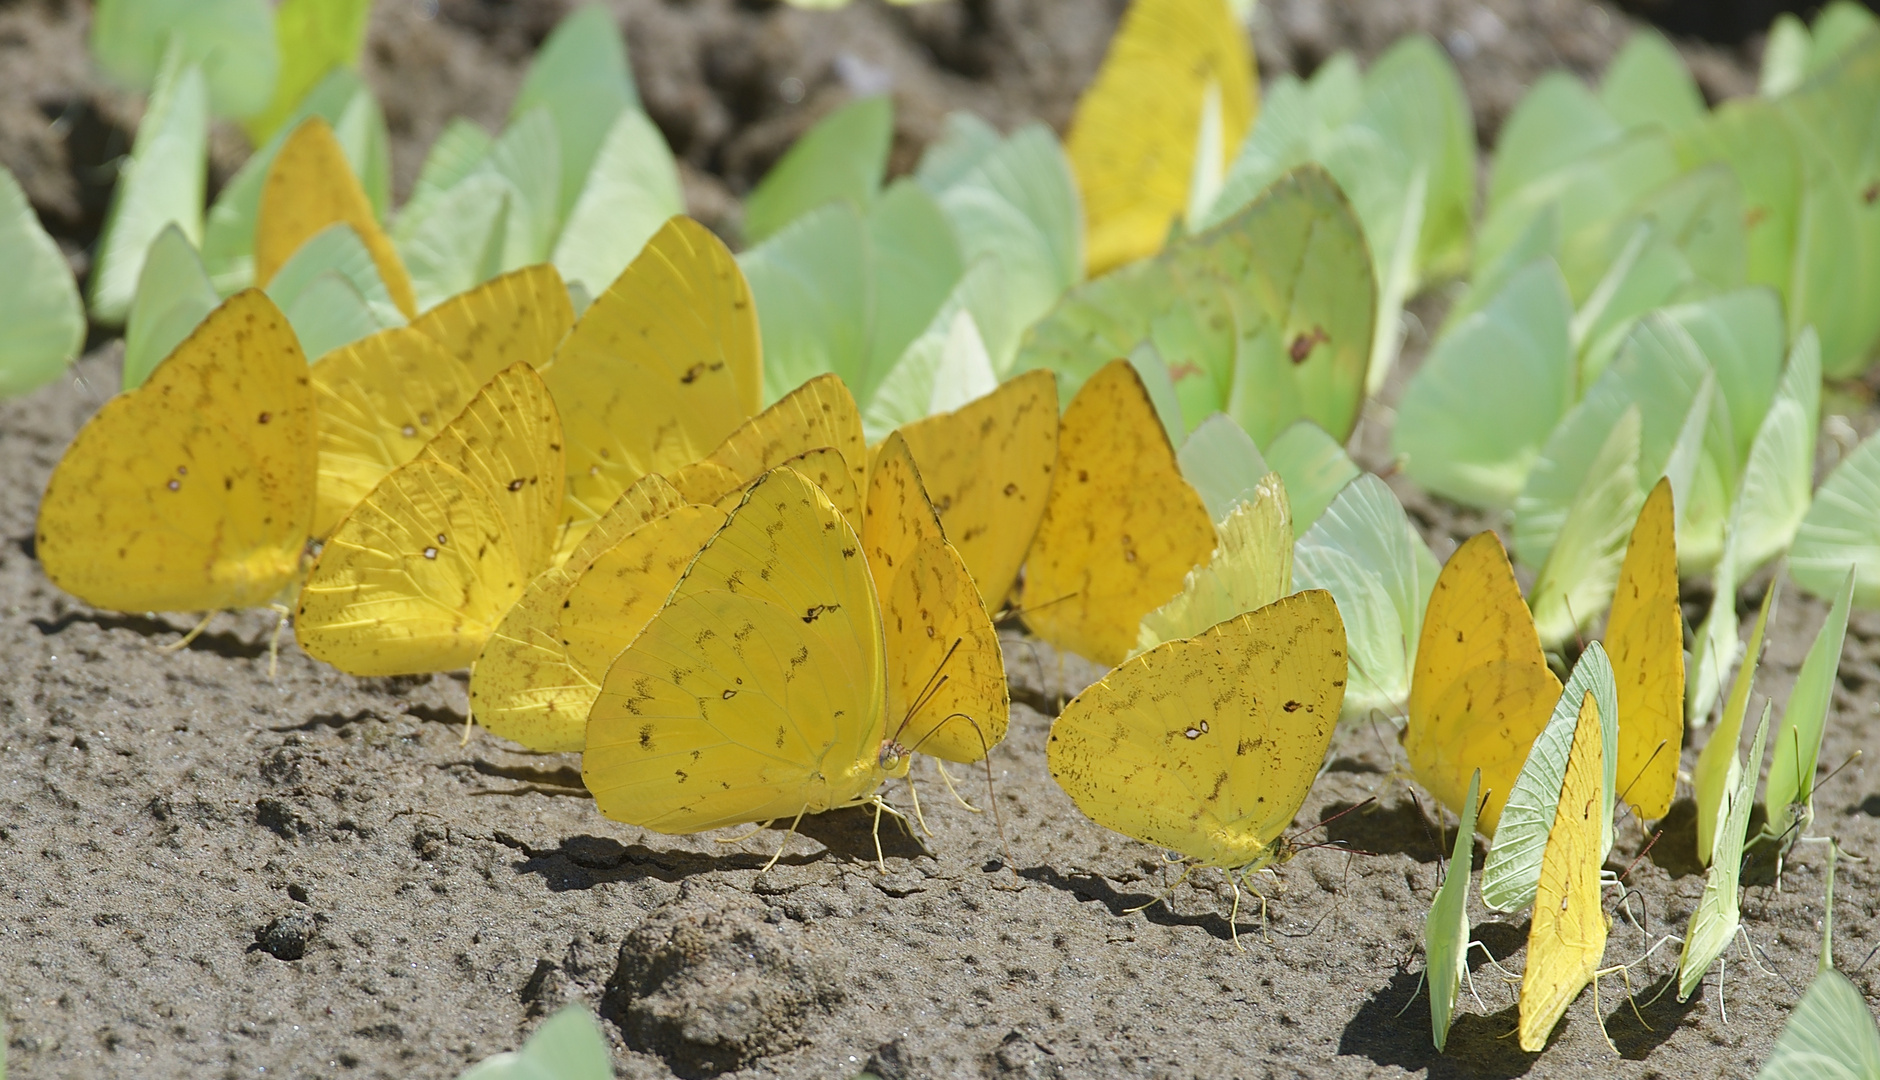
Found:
<box><xmin>30</xmin><ymin>117</ymin><xmax>1861</xmax><ymax>1067</ymax></box>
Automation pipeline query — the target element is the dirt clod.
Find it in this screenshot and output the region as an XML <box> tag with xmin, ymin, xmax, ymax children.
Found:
<box><xmin>607</xmin><ymin>897</ymin><xmax>844</xmax><ymax>1078</ymax></box>
<box><xmin>255</xmin><ymin>912</ymin><xmax>316</xmax><ymax>961</ymax></box>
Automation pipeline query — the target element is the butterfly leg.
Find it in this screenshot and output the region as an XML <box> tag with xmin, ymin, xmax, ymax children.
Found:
<box><xmin>866</xmin><ymin>797</ymin><xmax>916</xmax><ymax>872</ymax></box>
<box><xmin>762</xmin><ymin>810</ymin><xmax>807</xmax><ymax>873</ymax></box>
<box><xmin>714</xmin><ymin>821</ymin><xmax>773</xmax><ymax>844</ymax></box>
<box><xmin>1123</xmin><ymin>859</ymin><xmax>1193</xmax><ymax>915</ymax></box>
<box><xmin>1227</xmin><ymin>875</ymin><xmax>1245</xmax><ymax>951</ymax></box>
<box><xmin>266</xmin><ymin>603</ymin><xmax>290</xmax><ymax>681</ymax></box>
<box><xmin>934</xmin><ymin>761</ymin><xmax>982</xmax><ymax>813</ymax></box>
<box><xmin>903</xmin><ymin>772</ymin><xmax>934</xmax><ymax>838</ymax></box>
<box><xmin>158</xmin><ymin>611</ymin><xmax>217</xmax><ymax>653</ymax></box>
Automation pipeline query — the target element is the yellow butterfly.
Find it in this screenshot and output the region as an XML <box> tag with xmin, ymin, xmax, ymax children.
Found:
<box><xmin>295</xmin><ymin>362</ymin><xmax>564</xmax><ymax>675</ymax></box>
<box><xmin>468</xmin><ymin>474</ymin><xmax>725</xmax><ymax>752</ymax></box>
<box><xmin>1606</xmin><ymin>478</ymin><xmax>1683</xmax><ymax>820</ymax></box>
<box><xmin>1048</xmin><ymin>590</ymin><xmax>1347</xmax><ymax>943</ymax></box>
<box><xmin>667</xmin><ymin>373</ymin><xmax>867</xmax><ymax>532</ymax></box>
<box><xmin>891</xmin><ymin>368</ymin><xmax>1059</xmax><ymax>610</ymax></box>
<box><xmin>312</xmin><ymin>264</ymin><xmax>573</xmax><ymax>536</ymax></box>
<box><xmin>1020</xmin><ymin>358</ymin><xmax>1217</xmax><ymax>666</ymax></box>
<box><xmin>256</xmin><ymin>117</ymin><xmax>416</xmax><ymax>319</ymax></box>
<box><xmin>38</xmin><ymin>289</ymin><xmax>315</xmax><ymax>617</ymax></box>
<box><xmin>1066</xmin><ymin>0</ymin><xmax>1257</xmax><ymax>274</ymax></box>
<box><xmin>584</xmin><ymin>466</ymin><xmax>902</xmax><ymax>838</ymax></box>
<box><xmin>545</xmin><ymin>215</ymin><xmax>762</xmax><ymax>557</ymax></box>
<box><xmin>1517</xmin><ymin>689</ymin><xmax>1610</xmax><ymax>1051</ymax></box>
<box><xmin>1136</xmin><ymin>471</ymin><xmax>1293</xmax><ymax>654</ymax></box>
<box><xmin>1404</xmin><ymin>531</ymin><xmax>1563</xmax><ymax>836</ymax></box>
<box><xmin>863</xmin><ymin>432</ymin><xmax>1009</xmax><ymax>764</ymax></box>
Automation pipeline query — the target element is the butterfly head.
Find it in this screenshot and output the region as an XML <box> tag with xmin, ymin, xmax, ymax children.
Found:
<box><xmin>877</xmin><ymin>739</ymin><xmax>912</xmax><ymax>778</ymax></box>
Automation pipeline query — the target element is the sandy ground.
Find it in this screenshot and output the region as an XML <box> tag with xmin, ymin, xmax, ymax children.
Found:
<box><xmin>1</xmin><ymin>1</ymin><xmax>1877</xmax><ymax>1078</ymax></box>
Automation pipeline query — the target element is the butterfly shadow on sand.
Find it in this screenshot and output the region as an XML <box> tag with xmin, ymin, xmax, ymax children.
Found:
<box><xmin>1601</xmin><ymin>973</ymin><xmax>1703</xmax><ymax>1060</ymax></box>
<box><xmin>30</xmin><ymin>609</ymin><xmax>274</xmax><ymax>661</ymax></box>
<box><xmin>1016</xmin><ymin>865</ymin><xmax>1261</xmax><ymax>945</ymax></box>
<box><xmin>1339</xmin><ymin>962</ymin><xmax>1540</xmax><ymax>1079</ymax></box>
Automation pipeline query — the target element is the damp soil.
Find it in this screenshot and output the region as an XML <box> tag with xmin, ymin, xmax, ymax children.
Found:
<box><xmin>2</xmin><ymin>2</ymin><xmax>1878</xmax><ymax>1078</ymax></box>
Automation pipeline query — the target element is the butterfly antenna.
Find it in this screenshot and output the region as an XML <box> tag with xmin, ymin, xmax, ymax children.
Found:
<box><xmin>932</xmin><ymin>760</ymin><xmax>981</xmax><ymax>813</ymax></box>
<box><xmin>995</xmin><ymin>589</ymin><xmax>1079</xmax><ymax>628</ymax></box>
<box><xmin>1616</xmin><ymin>828</ymin><xmax>1664</xmax><ymax>884</ymax></box>
<box><xmin>1614</xmin><ymin>739</ymin><xmax>1670</xmax><ymax>810</ymax></box>
<box><xmin>1283</xmin><ymin>796</ymin><xmax>1378</xmax><ymax>850</ymax></box>
<box><xmin>1812</xmin><ymin>748</ymin><xmax>1863</xmax><ymax>801</ymax></box>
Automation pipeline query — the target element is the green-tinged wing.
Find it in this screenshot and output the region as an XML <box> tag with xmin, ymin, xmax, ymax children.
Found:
<box><xmin>1177</xmin><ymin>412</ymin><xmax>1272</xmax><ymax>523</ymax></box>
<box><xmin>89</xmin><ymin>0</ymin><xmax>276</xmax><ymax>119</ymax></box>
<box><xmin>1663</xmin><ymin>287</ymin><xmax>1786</xmax><ymax>463</ymax></box>
<box><xmin>743</xmin><ymin>181</ymin><xmax>962</xmax><ymax>407</ymax></box>
<box><xmin>0</xmin><ymin>166</ymin><xmax>84</xmax><ymax>397</ymax></box>
<box><xmin>1393</xmin><ymin>259</ymin><xmax>1573</xmax><ymax>508</ymax></box>
<box><xmin>243</xmin><ymin>0</ymin><xmax>371</xmax><ymax>144</ymax></box>
<box><xmin>1758</xmin><ymin>969</ymin><xmax>1880</xmax><ymax>1080</ymax></box>
<box><xmin>395</xmin><ymin>173</ymin><xmax>512</xmax><ymax>312</ymax></box>
<box><xmin>549</xmin><ymin>109</ymin><xmax>683</xmax><ymax>298</ymax></box>
<box><xmin>278</xmin><ymin>273</ymin><xmax>382</xmax><ymax>362</ymax></box>
<box><xmin>1293</xmin><ymin>474</ymin><xmax>1439</xmax><ymax>721</ymax></box>
<box><xmin>1677</xmin><ymin>704</ymin><xmax>1769</xmax><ymax>1001</ymax></box>
<box><xmin>1480</xmin><ymin>643</ymin><xmax>1619</xmax><ymax>912</ymax></box>
<box><xmin>1734</xmin><ymin>330</ymin><xmax>1821</xmax><ymax>577</ymax></box>
<box><xmin>262</xmin><ymin>222</ymin><xmax>401</xmax><ymax>347</ymax></box>
<box><xmin>1525</xmin><ymin>409</ymin><xmax>1644</xmax><ymax>648</ymax></box>
<box><xmin>1764</xmin><ymin>569</ymin><xmax>1854</xmax><ymax>831</ymax></box>
<box><xmin>861</xmin><ymin>303</ymin><xmax>998</xmax><ymax>442</ymax></box>
<box><xmin>925</xmin><ymin>123</ymin><xmax>1082</xmax><ymax>374</ymax></box>
<box><xmin>1128</xmin><ymin>341</ymin><xmax>1187</xmax><ymax>447</ymax></box>
<box><xmin>1486</xmin><ymin>72</ymin><xmax>1622</xmax><ymax>209</ymax></box>
<box><xmin>122</xmin><ymin>224</ymin><xmax>219</xmax><ymax>389</ymax></box>
<box><xmin>1674</xmin><ymin>98</ymin><xmax>1800</xmax><ymax>303</ymax></box>
<box><xmin>1793</xmin><ymin>425</ymin><xmax>1880</xmax><ymax>608</ymax></box>
<box><xmin>743</xmin><ymin>95</ymin><xmax>893</xmax><ymax>245</ymax></box>
<box><xmin>510</xmin><ymin>4</ymin><xmax>638</xmax><ymax>222</ymax></box>
<box><xmin>1600</xmin><ymin>29</ymin><xmax>1706</xmax><ymax>135</ymax></box>
<box><xmin>1265</xmin><ymin>420</ymin><xmax>1359</xmax><ymax>533</ymax></box>
<box><xmin>1018</xmin><ymin>166</ymin><xmax>1374</xmax><ymax>448</ymax></box>
<box><xmin>1693</xmin><ymin>576</ymin><xmax>1779</xmax><ymax>860</ymax></box>
<box><xmin>201</xmin><ymin>68</ymin><xmax>379</xmax><ymax>293</ymax></box>
<box><xmin>483</xmin><ymin>109</ymin><xmax>564</xmax><ymax>269</ymax></box>
<box><xmin>1427</xmin><ymin>768</ymin><xmax>1481</xmax><ymax>1051</ymax></box>
<box><xmin>1570</xmin><ymin>223</ymin><xmax>1698</xmax><ymax>388</ymax></box>
<box><xmin>456</xmin><ymin>1005</ymin><xmax>613</xmax><ymax>1080</ymax></box>
<box><xmin>1762</xmin><ymin>15</ymin><xmax>1813</xmax><ymax>98</ymax></box>
<box><xmin>89</xmin><ymin>48</ymin><xmax>210</xmax><ymax>325</ymax></box>
<box><xmin>1136</xmin><ymin>476</ymin><xmax>1293</xmax><ymax>653</ymax></box>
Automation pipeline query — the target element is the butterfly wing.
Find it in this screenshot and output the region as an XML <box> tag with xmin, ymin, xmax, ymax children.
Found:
<box><xmin>546</xmin><ymin>216</ymin><xmax>761</xmax><ymax>553</ymax></box>
<box><xmin>1066</xmin><ymin>0</ymin><xmax>1256</xmax><ymax>274</ymax></box>
<box><xmin>296</xmin><ymin>363</ymin><xmax>563</xmax><ymax>675</ymax></box>
<box><xmin>1607</xmin><ymin>478</ymin><xmax>1683</xmax><ymax>820</ymax></box>
<box><xmin>256</xmin><ymin>117</ymin><xmax>416</xmax><ymax>318</ymax></box>
<box><xmin>584</xmin><ymin>467</ymin><xmax>888</xmax><ymax>833</ymax></box>
<box><xmin>669</xmin><ymin>373</ymin><xmax>867</xmax><ymax>533</ymax></box>
<box><xmin>893</xmin><ymin>368</ymin><xmax>1059</xmax><ymax>608</ymax></box>
<box><xmin>1021</xmin><ymin>359</ymin><xmax>1217</xmax><ymax>666</ymax></box>
<box><xmin>1048</xmin><ymin>590</ymin><xmax>1346</xmax><ymax>869</ymax></box>
<box><xmin>468</xmin><ymin>474</ymin><xmax>692</xmax><ymax>752</ymax></box>
<box><xmin>864</xmin><ymin>432</ymin><xmax>1009</xmax><ymax>763</ymax></box>
<box><xmin>1517</xmin><ymin>691</ymin><xmax>1610</xmax><ymax>1052</ymax></box>
<box><xmin>1406</xmin><ymin>531</ymin><xmax>1562</xmax><ymax>835</ymax></box>
<box><xmin>37</xmin><ymin>290</ymin><xmax>315</xmax><ymax>613</ymax></box>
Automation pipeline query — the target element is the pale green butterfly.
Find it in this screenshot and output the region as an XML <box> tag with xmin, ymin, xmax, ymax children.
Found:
<box><xmin>122</xmin><ymin>223</ymin><xmax>219</xmax><ymax>390</ymax></box>
<box><xmin>510</xmin><ymin>4</ymin><xmax>640</xmax><ymax>222</ymax></box>
<box><xmin>1425</xmin><ymin>768</ymin><xmax>1481</xmax><ymax>1051</ymax></box>
<box><xmin>1676</xmin><ymin>702</ymin><xmax>1770</xmax><ymax>1003</ymax></box>
<box><xmin>742</xmin><ymin>95</ymin><xmax>892</xmax><ymax>245</ymax></box>
<box><xmin>1393</xmin><ymin>258</ymin><xmax>1573</xmax><ymax>509</ymax></box>
<box><xmin>1136</xmin><ymin>473</ymin><xmax>1293</xmax><ymax>655</ymax></box>
<box><xmin>89</xmin><ymin>0</ymin><xmax>276</xmax><ymax>119</ymax></box>
<box><xmin>263</xmin><ymin>223</ymin><xmax>403</xmax><ymax>360</ymax></box>
<box><xmin>457</xmin><ymin>1005</ymin><xmax>612</xmax><ymax>1080</ymax></box>
<box><xmin>1792</xmin><ymin>422</ymin><xmax>1880</xmax><ymax>608</ymax></box>
<box><xmin>1292</xmin><ymin>474</ymin><xmax>1439</xmax><ymax>722</ymax></box>
<box><xmin>1760</xmin><ymin>567</ymin><xmax>1854</xmax><ymax>873</ymax></box>
<box><xmin>1479</xmin><ymin>643</ymin><xmax>1619</xmax><ymax>912</ymax></box>
<box><xmin>742</xmin><ymin>180</ymin><xmax>962</xmax><ymax>409</ymax></box>
<box><xmin>1017</xmin><ymin>165</ymin><xmax>1375</xmax><ymax>448</ymax></box>
<box><xmin>1757</xmin><ymin>841</ymin><xmax>1880</xmax><ymax>1080</ymax></box>
<box><xmin>0</xmin><ymin>166</ymin><xmax>85</xmax><ymax>398</ymax></box>
<box><xmin>1691</xmin><ymin>572</ymin><xmax>1777</xmax><ymax>859</ymax></box>
<box><xmin>88</xmin><ymin>44</ymin><xmax>209</xmax><ymax>326</ymax></box>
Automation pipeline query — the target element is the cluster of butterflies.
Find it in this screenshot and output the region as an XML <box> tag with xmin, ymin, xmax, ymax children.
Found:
<box><xmin>12</xmin><ymin>0</ymin><xmax>1880</xmax><ymax>1070</ymax></box>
